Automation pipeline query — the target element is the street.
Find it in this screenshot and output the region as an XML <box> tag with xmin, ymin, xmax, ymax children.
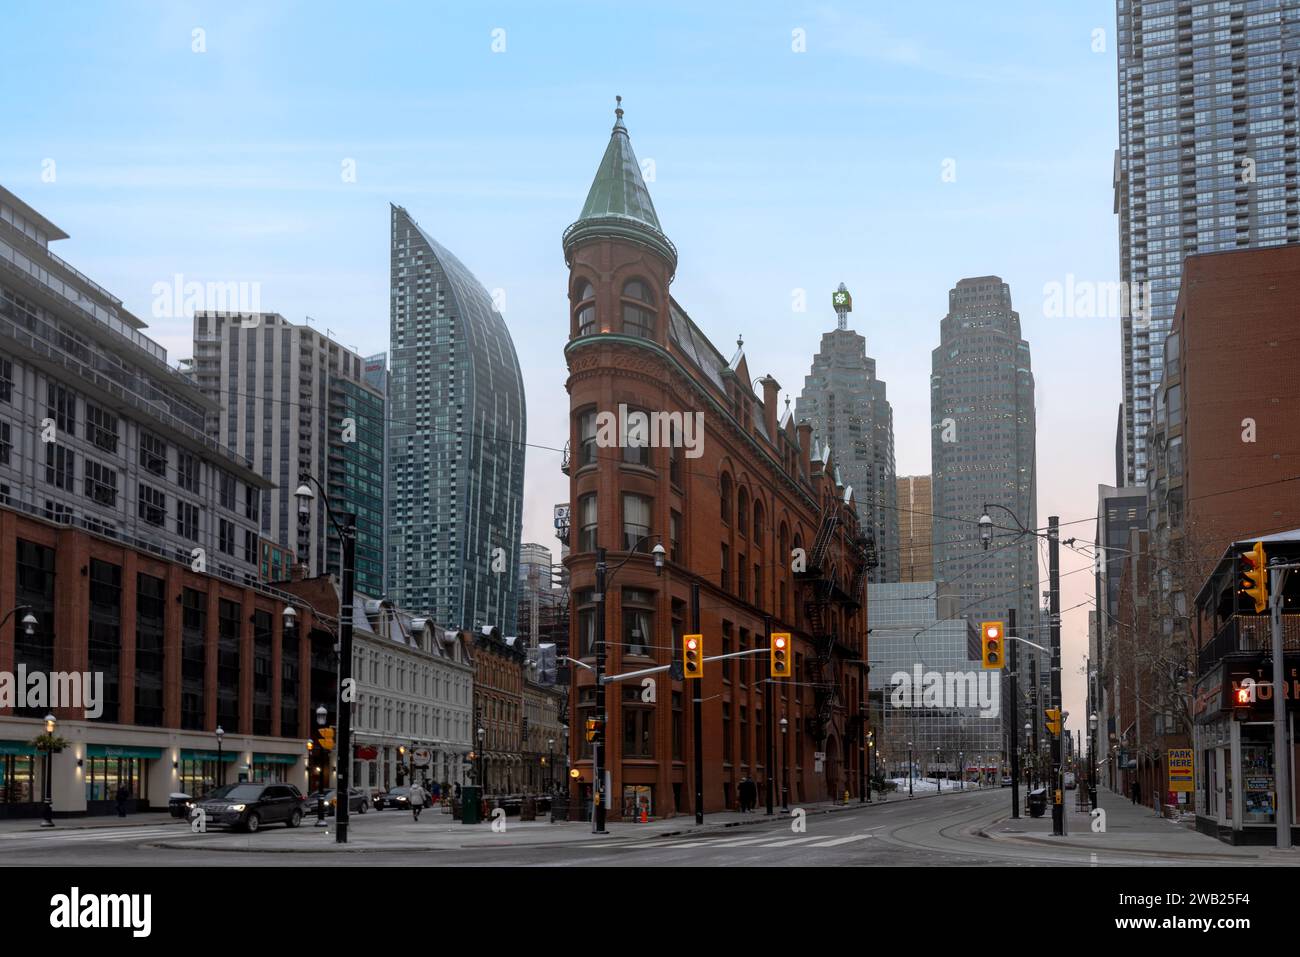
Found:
<box><xmin>1</xmin><ymin>787</ymin><xmax>1286</xmax><ymax>867</ymax></box>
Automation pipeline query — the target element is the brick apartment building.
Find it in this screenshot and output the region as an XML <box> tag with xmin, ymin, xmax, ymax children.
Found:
<box><xmin>1108</xmin><ymin>245</ymin><xmax>1300</xmax><ymax>835</ymax></box>
<box><xmin>471</xmin><ymin>626</ymin><xmax>526</xmax><ymax>795</ymax></box>
<box><xmin>561</xmin><ymin>104</ymin><xmax>872</xmax><ymax>818</ymax></box>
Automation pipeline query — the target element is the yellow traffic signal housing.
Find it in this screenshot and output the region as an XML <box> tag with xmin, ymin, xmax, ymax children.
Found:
<box><xmin>1045</xmin><ymin>708</ymin><xmax>1061</xmax><ymax>736</ymax></box>
<box><xmin>1240</xmin><ymin>541</ymin><xmax>1268</xmax><ymax>614</ymax></box>
<box><xmin>980</xmin><ymin>621</ymin><xmax>1005</xmax><ymax>670</ymax></box>
<box><xmin>585</xmin><ymin>717</ymin><xmax>604</xmax><ymax>743</ymax></box>
<box><xmin>770</xmin><ymin>632</ymin><xmax>792</xmax><ymax>678</ymax></box>
<box><xmin>318</xmin><ymin>727</ymin><xmax>336</xmax><ymax>751</ymax></box>
<box><xmin>683</xmin><ymin>633</ymin><xmax>704</xmax><ymax>680</ymax></box>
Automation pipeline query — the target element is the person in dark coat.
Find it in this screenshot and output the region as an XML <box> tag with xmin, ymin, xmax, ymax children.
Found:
<box><xmin>1130</xmin><ymin>779</ymin><xmax>1141</xmax><ymax>805</ymax></box>
<box><xmin>115</xmin><ymin>783</ymin><xmax>130</xmax><ymax>817</ymax></box>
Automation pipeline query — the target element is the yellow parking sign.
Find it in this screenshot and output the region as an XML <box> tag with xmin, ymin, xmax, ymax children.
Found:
<box><xmin>1168</xmin><ymin>748</ymin><xmax>1194</xmax><ymax>792</ymax></box>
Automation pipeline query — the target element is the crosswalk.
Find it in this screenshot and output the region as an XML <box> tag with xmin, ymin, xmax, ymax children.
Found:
<box><xmin>0</xmin><ymin>824</ymin><xmax>195</xmax><ymax>845</ymax></box>
<box><xmin>578</xmin><ymin>831</ymin><xmax>875</xmax><ymax>852</ymax></box>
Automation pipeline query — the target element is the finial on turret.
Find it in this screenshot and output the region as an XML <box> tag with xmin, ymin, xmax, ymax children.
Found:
<box><xmin>615</xmin><ymin>95</ymin><xmax>623</xmax><ymax>120</ymax></box>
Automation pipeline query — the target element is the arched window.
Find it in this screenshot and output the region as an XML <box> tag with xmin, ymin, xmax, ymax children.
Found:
<box><xmin>779</xmin><ymin>522</ymin><xmax>788</xmax><ymax>560</ymax></box>
<box><xmin>574</xmin><ymin>281</ymin><xmax>595</xmax><ymax>338</ymax></box>
<box><xmin>737</xmin><ymin>487</ymin><xmax>749</xmax><ymax>536</ymax></box>
<box><xmin>753</xmin><ymin>501</ymin><xmax>765</xmax><ymax>549</ymax></box>
<box><xmin>621</xmin><ymin>279</ymin><xmax>656</xmax><ymax>339</ymax></box>
<box><xmin>720</xmin><ymin>473</ymin><xmax>732</xmax><ymax>524</ymax></box>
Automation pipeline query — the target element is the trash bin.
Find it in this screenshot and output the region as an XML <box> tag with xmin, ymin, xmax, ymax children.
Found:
<box><xmin>168</xmin><ymin>793</ymin><xmax>192</xmax><ymax>819</ymax></box>
<box><xmin>550</xmin><ymin>795</ymin><xmax>568</xmax><ymax>823</ymax></box>
<box><xmin>1027</xmin><ymin>788</ymin><xmax>1047</xmax><ymax>818</ymax></box>
<box><xmin>460</xmin><ymin>785</ymin><xmax>482</xmax><ymax>825</ymax></box>
<box><xmin>520</xmin><ymin>797</ymin><xmax>536</xmax><ymax>822</ymax></box>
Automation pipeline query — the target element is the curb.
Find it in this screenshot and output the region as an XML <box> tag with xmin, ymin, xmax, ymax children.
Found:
<box><xmin>976</xmin><ymin>815</ymin><xmax>1259</xmax><ymax>861</ymax></box>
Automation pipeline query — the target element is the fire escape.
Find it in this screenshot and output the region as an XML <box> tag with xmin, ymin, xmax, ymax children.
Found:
<box><xmin>797</xmin><ymin>505</ymin><xmax>874</xmax><ymax>744</ymax></box>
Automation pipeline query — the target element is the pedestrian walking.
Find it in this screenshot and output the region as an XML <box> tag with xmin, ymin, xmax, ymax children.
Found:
<box><xmin>1130</xmin><ymin>779</ymin><xmax>1140</xmax><ymax>805</ymax></box>
<box><xmin>115</xmin><ymin>783</ymin><xmax>129</xmax><ymax>818</ymax></box>
<box><xmin>409</xmin><ymin>781</ymin><xmax>427</xmax><ymax>821</ymax></box>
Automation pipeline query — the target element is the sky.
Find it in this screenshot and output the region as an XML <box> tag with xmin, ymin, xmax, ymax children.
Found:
<box><xmin>1</xmin><ymin>0</ymin><xmax>1120</xmax><ymax>735</ymax></box>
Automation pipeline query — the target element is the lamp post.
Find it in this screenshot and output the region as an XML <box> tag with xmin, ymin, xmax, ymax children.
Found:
<box><xmin>40</xmin><ymin>712</ymin><xmax>56</xmax><ymax>827</ymax></box>
<box><xmin>477</xmin><ymin>727</ymin><xmax>486</xmax><ymax>794</ymax></box>
<box><xmin>907</xmin><ymin>740</ymin><xmax>913</xmax><ymax>798</ymax></box>
<box><xmin>935</xmin><ymin>747</ymin><xmax>942</xmax><ymax>793</ymax></box>
<box><xmin>314</xmin><ymin>705</ymin><xmax>328</xmax><ymax>826</ymax></box>
<box><xmin>591</xmin><ymin>537</ymin><xmax>664</xmax><ymax>835</ymax></box>
<box><xmin>547</xmin><ymin>737</ymin><xmax>555</xmax><ymax>793</ymax></box>
<box><xmin>1024</xmin><ymin>723</ymin><xmax>1033</xmax><ymax>788</ymax></box>
<box><xmin>215</xmin><ymin>725</ymin><xmax>225</xmax><ymax>790</ymax></box>
<box><xmin>295</xmin><ymin>473</ymin><xmax>357</xmax><ymax>844</ymax></box>
<box><xmin>1088</xmin><ymin>712</ymin><xmax>1099</xmax><ymax>811</ymax></box>
<box><xmin>779</xmin><ymin>716</ymin><xmax>789</xmax><ymax>811</ymax></box>
<box><xmin>959</xmin><ymin>750</ymin><xmax>965</xmax><ymax>790</ymax></box>
<box><xmin>0</xmin><ymin>606</ymin><xmax>37</xmax><ymax>635</ymax></box>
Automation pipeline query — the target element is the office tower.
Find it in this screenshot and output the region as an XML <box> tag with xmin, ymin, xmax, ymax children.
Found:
<box><xmin>1115</xmin><ymin>0</ymin><xmax>1300</xmax><ymax>484</ymax></box>
<box><xmin>795</xmin><ymin>284</ymin><xmax>898</xmax><ymax>581</ymax></box>
<box><xmin>363</xmin><ymin>352</ymin><xmax>390</xmax><ymax>593</ymax></box>
<box><xmin>866</xmin><ymin>582</ymin><xmax>1004</xmax><ymax>772</ymax></box>
<box><xmin>388</xmin><ymin>204</ymin><xmax>526</xmax><ymax>632</ymax></box>
<box><xmin>0</xmin><ymin>185</ymin><xmax>268</xmax><ymax>582</ymax></box>
<box><xmin>897</xmin><ymin>475</ymin><xmax>933</xmax><ymax>583</ymax></box>
<box><xmin>191</xmin><ymin>312</ymin><xmax>386</xmax><ymax>596</ymax></box>
<box><xmin>929</xmin><ymin>276</ymin><xmax>1039</xmax><ymax>679</ymax></box>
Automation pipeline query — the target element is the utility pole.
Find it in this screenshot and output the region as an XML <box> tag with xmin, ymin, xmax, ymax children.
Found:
<box><xmin>1009</xmin><ymin>607</ymin><xmax>1020</xmax><ymax>819</ymax></box>
<box><xmin>692</xmin><ymin>581</ymin><xmax>704</xmax><ymax>825</ymax></box>
<box><xmin>1049</xmin><ymin>516</ymin><xmax>1064</xmax><ymax>837</ymax></box>
<box><xmin>1270</xmin><ymin>565</ymin><xmax>1293</xmax><ymax>850</ymax></box>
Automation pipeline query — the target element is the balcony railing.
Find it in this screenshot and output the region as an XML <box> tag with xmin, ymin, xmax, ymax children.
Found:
<box><xmin>1198</xmin><ymin>613</ymin><xmax>1300</xmax><ymax>676</ymax></box>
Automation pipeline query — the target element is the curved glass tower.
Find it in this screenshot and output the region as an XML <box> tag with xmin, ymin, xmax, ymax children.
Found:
<box><xmin>388</xmin><ymin>204</ymin><xmax>526</xmax><ymax>633</ymax></box>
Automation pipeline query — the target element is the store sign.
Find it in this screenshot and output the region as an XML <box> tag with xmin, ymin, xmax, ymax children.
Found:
<box><xmin>1167</xmin><ymin>748</ymin><xmax>1194</xmax><ymax>792</ymax></box>
<box><xmin>355</xmin><ymin>745</ymin><xmax>378</xmax><ymax>761</ymax></box>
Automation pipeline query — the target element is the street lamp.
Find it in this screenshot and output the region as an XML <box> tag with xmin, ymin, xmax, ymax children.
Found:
<box><xmin>477</xmin><ymin>727</ymin><xmax>486</xmax><ymax>795</ymax></box>
<box><xmin>214</xmin><ymin>725</ymin><xmax>225</xmax><ymax>791</ymax></box>
<box><xmin>282</xmin><ymin>605</ymin><xmax>297</xmax><ymax>632</ymax></box>
<box><xmin>314</xmin><ymin>705</ymin><xmax>328</xmax><ymax>826</ymax></box>
<box><xmin>779</xmin><ymin>716</ymin><xmax>789</xmax><ymax>811</ymax></box>
<box><xmin>40</xmin><ymin>712</ymin><xmax>56</xmax><ymax>827</ymax></box>
<box><xmin>959</xmin><ymin>750</ymin><xmax>965</xmax><ymax>790</ymax></box>
<box><xmin>0</xmin><ymin>605</ymin><xmax>37</xmax><ymax>635</ymax></box>
<box><xmin>295</xmin><ymin>472</ymin><xmax>358</xmax><ymax>844</ymax></box>
<box><xmin>907</xmin><ymin>740</ymin><xmax>913</xmax><ymax>798</ymax></box>
<box><xmin>548</xmin><ymin>737</ymin><xmax>555</xmax><ymax>793</ymax></box>
<box><xmin>1088</xmin><ymin>712</ymin><xmax>1099</xmax><ymax>811</ymax></box>
<box><xmin>935</xmin><ymin>747</ymin><xmax>942</xmax><ymax>793</ymax></box>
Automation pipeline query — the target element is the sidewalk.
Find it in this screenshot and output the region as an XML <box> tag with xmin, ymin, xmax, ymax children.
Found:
<box><xmin>981</xmin><ymin>787</ymin><xmax>1296</xmax><ymax>862</ymax></box>
<box><xmin>0</xmin><ymin>813</ymin><xmax>189</xmax><ymax>833</ymax></box>
<box><xmin>151</xmin><ymin>784</ymin><xmax>983</xmax><ymax>853</ymax></box>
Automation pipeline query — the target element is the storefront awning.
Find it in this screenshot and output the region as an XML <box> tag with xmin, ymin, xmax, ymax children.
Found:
<box><xmin>0</xmin><ymin>740</ymin><xmax>36</xmax><ymax>756</ymax></box>
<box><xmin>180</xmin><ymin>749</ymin><xmax>237</xmax><ymax>763</ymax></box>
<box><xmin>253</xmin><ymin>752</ymin><xmax>300</xmax><ymax>765</ymax></box>
<box><xmin>86</xmin><ymin>745</ymin><xmax>163</xmax><ymax>760</ymax></box>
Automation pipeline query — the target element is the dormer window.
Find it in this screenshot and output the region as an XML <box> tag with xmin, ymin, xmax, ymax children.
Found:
<box><xmin>621</xmin><ymin>280</ymin><xmax>656</xmax><ymax>339</ymax></box>
<box><xmin>575</xmin><ymin>281</ymin><xmax>596</xmax><ymax>338</ymax></box>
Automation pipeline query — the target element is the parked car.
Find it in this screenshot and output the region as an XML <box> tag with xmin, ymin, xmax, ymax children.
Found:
<box><xmin>190</xmin><ymin>783</ymin><xmax>306</xmax><ymax>832</ymax></box>
<box><xmin>307</xmin><ymin>788</ymin><xmax>368</xmax><ymax>815</ymax></box>
<box><xmin>1000</xmin><ymin>775</ymin><xmax>1012</xmax><ymax>787</ymax></box>
<box><xmin>367</xmin><ymin>787</ymin><xmax>386</xmax><ymax>810</ymax></box>
<box><xmin>1064</xmin><ymin>772</ymin><xmax>1077</xmax><ymax>790</ymax></box>
<box><xmin>377</xmin><ymin>785</ymin><xmax>412</xmax><ymax>809</ymax></box>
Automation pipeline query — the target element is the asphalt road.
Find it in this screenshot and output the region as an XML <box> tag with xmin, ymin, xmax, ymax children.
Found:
<box><xmin>0</xmin><ymin>787</ymin><xmax>1259</xmax><ymax>866</ymax></box>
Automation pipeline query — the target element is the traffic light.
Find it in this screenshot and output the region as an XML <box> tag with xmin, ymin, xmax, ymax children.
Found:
<box><xmin>584</xmin><ymin>717</ymin><xmax>604</xmax><ymax>743</ymax></box>
<box><xmin>1240</xmin><ymin>541</ymin><xmax>1269</xmax><ymax>614</ymax></box>
<box><xmin>1045</xmin><ymin>708</ymin><xmax>1061</xmax><ymax>736</ymax></box>
<box><xmin>318</xmin><ymin>726</ymin><xmax>335</xmax><ymax>751</ymax></box>
<box><xmin>770</xmin><ymin>632</ymin><xmax>792</xmax><ymax>678</ymax></box>
<box><xmin>980</xmin><ymin>621</ymin><xmax>1005</xmax><ymax>670</ymax></box>
<box><xmin>683</xmin><ymin>633</ymin><xmax>704</xmax><ymax>680</ymax></box>
<box><xmin>1233</xmin><ymin>680</ymin><xmax>1256</xmax><ymax>718</ymax></box>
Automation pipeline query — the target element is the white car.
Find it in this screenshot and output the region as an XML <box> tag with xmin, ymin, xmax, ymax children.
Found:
<box><xmin>1064</xmin><ymin>772</ymin><xmax>1077</xmax><ymax>790</ymax></box>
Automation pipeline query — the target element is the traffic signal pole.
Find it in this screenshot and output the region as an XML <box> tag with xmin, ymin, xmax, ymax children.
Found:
<box><xmin>593</xmin><ymin>547</ymin><xmax>608</xmax><ymax>834</ymax></box>
<box><xmin>765</xmin><ymin>615</ymin><xmax>775</xmax><ymax>816</ymax></box>
<box><xmin>1270</xmin><ymin>565</ymin><xmax>1293</xmax><ymax>851</ymax></box>
<box><xmin>692</xmin><ymin>581</ymin><xmax>704</xmax><ymax>825</ymax></box>
<box><xmin>1009</xmin><ymin>607</ymin><xmax>1020</xmax><ymax>819</ymax></box>
<box><xmin>1049</xmin><ymin>516</ymin><xmax>1064</xmax><ymax>837</ymax></box>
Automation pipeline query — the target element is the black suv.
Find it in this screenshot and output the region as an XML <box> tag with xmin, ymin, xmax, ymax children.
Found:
<box><xmin>191</xmin><ymin>783</ymin><xmax>306</xmax><ymax>832</ymax></box>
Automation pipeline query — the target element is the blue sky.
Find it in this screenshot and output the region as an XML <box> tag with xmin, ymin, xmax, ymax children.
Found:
<box><xmin>1</xmin><ymin>0</ymin><xmax>1119</xmax><ymax>723</ymax></box>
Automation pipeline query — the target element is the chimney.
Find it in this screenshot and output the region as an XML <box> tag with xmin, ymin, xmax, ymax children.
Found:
<box><xmin>760</xmin><ymin>375</ymin><xmax>780</xmax><ymax>442</ymax></box>
<box><xmin>796</xmin><ymin>421</ymin><xmax>813</xmax><ymax>479</ymax></box>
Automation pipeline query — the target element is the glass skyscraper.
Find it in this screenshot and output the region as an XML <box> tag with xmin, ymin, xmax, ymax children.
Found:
<box><xmin>388</xmin><ymin>205</ymin><xmax>526</xmax><ymax>632</ymax></box>
<box><xmin>929</xmin><ymin>277</ymin><xmax>1038</xmax><ymax>679</ymax></box>
<box><xmin>1116</xmin><ymin>0</ymin><xmax>1300</xmax><ymax>484</ymax></box>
